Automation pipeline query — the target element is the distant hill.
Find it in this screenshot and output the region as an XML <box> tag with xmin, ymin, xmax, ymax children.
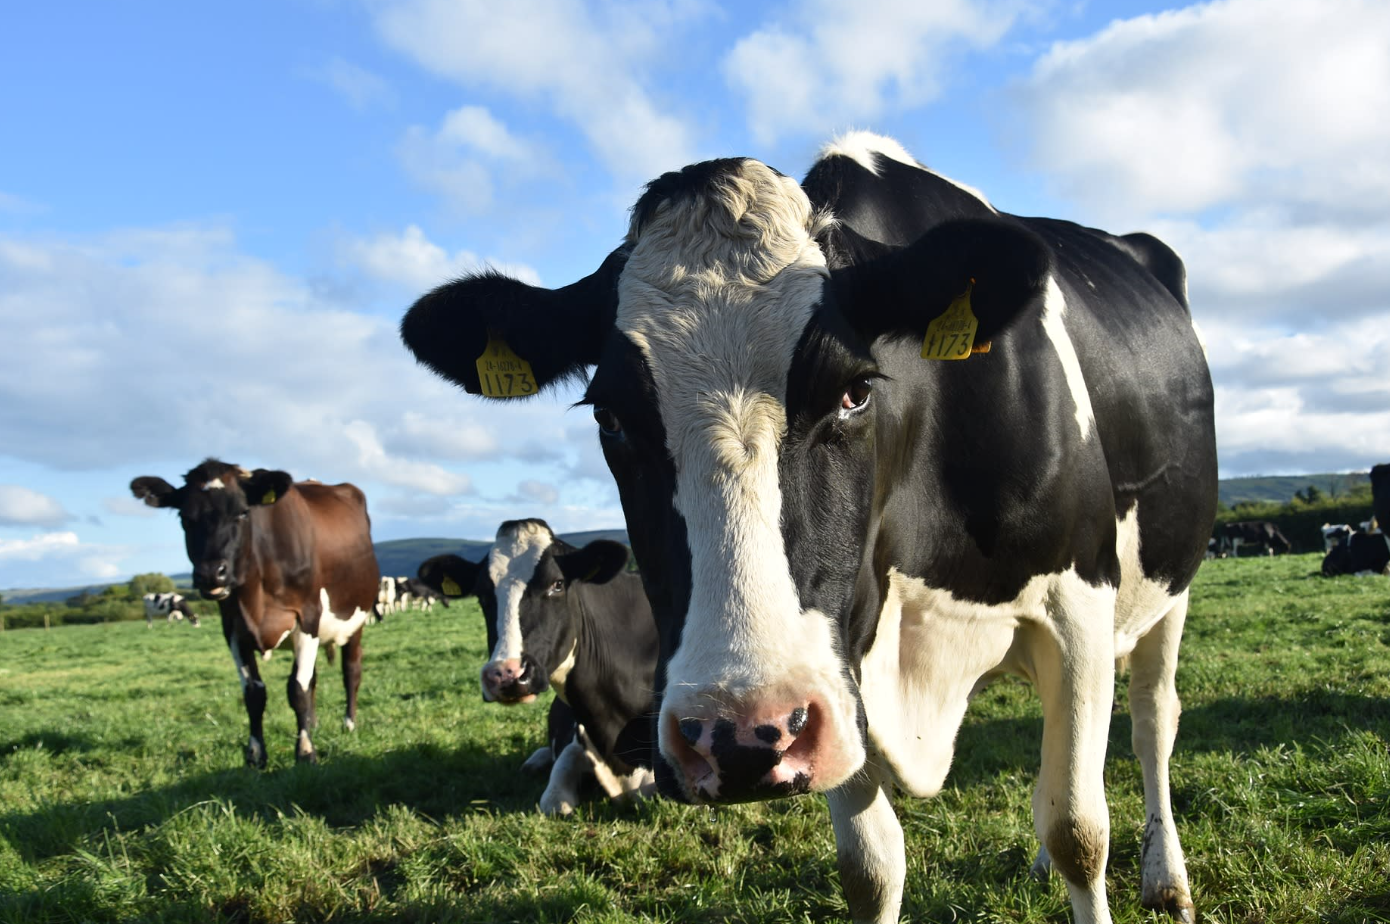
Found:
<box><xmin>1218</xmin><ymin>472</ymin><xmax>1369</xmax><ymax>506</ymax></box>
<box><xmin>5</xmin><ymin>529</ymin><xmax>633</xmax><ymax>604</ymax></box>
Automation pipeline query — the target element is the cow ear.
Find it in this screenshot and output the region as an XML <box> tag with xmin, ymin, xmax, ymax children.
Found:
<box><xmin>130</xmin><ymin>476</ymin><xmax>182</xmax><ymax>508</ymax></box>
<box><xmin>417</xmin><ymin>554</ymin><xmax>482</xmax><ymax>598</ymax></box>
<box><xmin>242</xmin><ymin>469</ymin><xmax>294</xmax><ymax>506</ymax></box>
<box><xmin>400</xmin><ymin>248</ymin><xmax>628</xmax><ymax>398</ymax></box>
<box><xmin>555</xmin><ymin>540</ymin><xmax>631</xmax><ymax>585</ymax></box>
<box><xmin>833</xmin><ymin>218</ymin><xmax>1052</xmax><ymax>348</ymax></box>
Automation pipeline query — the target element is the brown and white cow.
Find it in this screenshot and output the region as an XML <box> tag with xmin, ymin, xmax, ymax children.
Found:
<box><xmin>131</xmin><ymin>459</ymin><xmax>378</xmax><ymax>767</ymax></box>
<box><xmin>400</xmin><ymin>133</ymin><xmax>1216</xmax><ymax>923</ymax></box>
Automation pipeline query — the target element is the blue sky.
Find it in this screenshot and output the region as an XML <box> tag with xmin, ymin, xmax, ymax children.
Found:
<box><xmin>3</xmin><ymin>0</ymin><xmax>1388</xmax><ymax>589</ymax></box>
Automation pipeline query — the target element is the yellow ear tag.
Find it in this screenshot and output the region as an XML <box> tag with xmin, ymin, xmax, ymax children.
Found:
<box><xmin>921</xmin><ymin>279</ymin><xmax>986</xmax><ymax>361</ymax></box>
<box><xmin>261</xmin><ymin>489</ymin><xmax>277</xmax><ymax>504</ymax></box>
<box><xmin>475</xmin><ymin>334</ymin><xmax>537</xmax><ymax>398</ymax></box>
<box><xmin>441</xmin><ymin>576</ymin><xmax>462</xmax><ymax>596</ymax></box>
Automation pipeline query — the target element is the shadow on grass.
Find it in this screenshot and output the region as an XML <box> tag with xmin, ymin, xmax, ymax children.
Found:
<box><xmin>0</xmin><ymin>741</ymin><xmax>544</xmax><ymax>865</ymax></box>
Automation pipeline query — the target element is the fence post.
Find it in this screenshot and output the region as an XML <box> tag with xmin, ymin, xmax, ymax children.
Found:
<box><xmin>44</xmin><ymin>611</ymin><xmax>50</xmax><ymax>631</ymax></box>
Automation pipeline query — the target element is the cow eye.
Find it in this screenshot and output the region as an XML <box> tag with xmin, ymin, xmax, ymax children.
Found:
<box><xmin>547</xmin><ymin>579</ymin><xmax>565</xmax><ymax>595</ymax></box>
<box><xmin>840</xmin><ymin>378</ymin><xmax>873</xmax><ymax>414</ymax></box>
<box><xmin>593</xmin><ymin>407</ymin><xmax>623</xmax><ymax>438</ymax></box>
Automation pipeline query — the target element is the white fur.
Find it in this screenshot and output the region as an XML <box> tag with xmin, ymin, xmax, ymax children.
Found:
<box><xmin>1041</xmin><ymin>276</ymin><xmax>1096</xmax><ymax>441</ymax></box>
<box><xmin>316</xmin><ymin>587</ymin><xmax>370</xmax><ymax>647</ymax></box>
<box><xmin>203</xmin><ymin>478</ymin><xmax>225</xmax><ymax>491</ymax></box>
<box><xmin>819</xmin><ymin>130</ymin><xmax>997</xmax><ymax>212</ymax></box>
<box><xmin>618</xmin><ymin>157</ymin><xmax>863</xmax><ymax>793</ymax></box>
<box><xmin>291</xmin><ymin>626</ymin><xmax>319</xmax><ymax>693</ymax></box>
<box><xmin>486</xmin><ymin>521</ymin><xmax>554</xmax><ymax>665</ymax></box>
<box><xmin>549</xmin><ymin>641</ymin><xmax>578</xmax><ymax>699</ymax></box>
<box><xmin>826</xmin><ymin>763</ymin><xmax>905</xmax><ymax>924</ymax></box>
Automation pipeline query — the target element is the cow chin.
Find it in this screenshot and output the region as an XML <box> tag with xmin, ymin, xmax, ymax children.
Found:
<box><xmin>201</xmin><ymin>586</ymin><xmax>231</xmax><ymax>601</ymax></box>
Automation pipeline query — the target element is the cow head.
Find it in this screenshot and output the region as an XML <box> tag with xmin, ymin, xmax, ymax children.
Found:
<box><xmin>130</xmin><ymin>459</ymin><xmax>293</xmax><ymax>600</ymax></box>
<box><xmin>401</xmin><ymin>157</ymin><xmax>1049</xmax><ymax>802</ymax></box>
<box><xmin>418</xmin><ymin>525</ymin><xmax>631</xmax><ymax>704</ymax></box>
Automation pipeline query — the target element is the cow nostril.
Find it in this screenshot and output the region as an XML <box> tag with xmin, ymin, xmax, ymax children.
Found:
<box><xmin>787</xmin><ymin>706</ymin><xmax>808</xmax><ymax>736</ymax></box>
<box><xmin>215</xmin><ymin>563</ymin><xmax>229</xmax><ymax>580</ymax></box>
<box><xmin>678</xmin><ymin>718</ymin><xmax>703</xmax><ymax>747</ymax></box>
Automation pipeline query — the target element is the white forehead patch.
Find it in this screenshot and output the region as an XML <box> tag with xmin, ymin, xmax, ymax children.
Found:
<box><xmin>486</xmin><ymin>521</ymin><xmax>555</xmax><ymax>663</ymax></box>
<box><xmin>202</xmin><ymin>478</ymin><xmax>225</xmax><ymax>491</ymax></box>
<box><xmin>819</xmin><ymin>130</ymin><xmax>996</xmax><ymax>213</ymax></box>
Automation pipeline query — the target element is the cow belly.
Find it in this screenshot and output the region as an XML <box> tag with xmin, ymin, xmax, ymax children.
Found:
<box><xmin>317</xmin><ymin>588</ymin><xmax>371</xmax><ymax>647</ymax></box>
<box><xmin>860</xmin><ymin>568</ymin><xmax>1118</xmax><ymax>798</ymax></box>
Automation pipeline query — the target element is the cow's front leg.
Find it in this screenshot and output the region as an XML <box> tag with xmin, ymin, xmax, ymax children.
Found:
<box><xmin>1128</xmin><ymin>593</ymin><xmax>1194</xmax><ymax>922</ymax></box>
<box><xmin>826</xmin><ymin>759</ymin><xmax>904</xmax><ymax>924</ymax></box>
<box><xmin>229</xmin><ymin>632</ymin><xmax>268</xmax><ymax>769</ymax></box>
<box><xmin>289</xmin><ymin>627</ymin><xmax>321</xmax><ymax>762</ymax></box>
<box><xmin>1029</xmin><ymin>587</ymin><xmax>1117</xmax><ymax>924</ymax></box>
<box><xmin>539</xmin><ymin>739</ymin><xmax>594</xmax><ymax>816</ymax></box>
<box><xmin>340</xmin><ymin>627</ymin><xmax>364</xmax><ymax>731</ymax></box>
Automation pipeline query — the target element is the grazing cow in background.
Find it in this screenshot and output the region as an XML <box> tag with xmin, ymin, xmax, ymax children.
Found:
<box><xmin>395</xmin><ymin>576</ymin><xmax>447</xmax><ymax>611</ymax></box>
<box><xmin>1218</xmin><ymin>520</ymin><xmax>1292</xmax><ymax>557</ymax></box>
<box><xmin>416</xmin><ymin>520</ymin><xmax>657</xmax><ymax>815</ymax></box>
<box><xmin>1320</xmin><ymin>523</ymin><xmax>1353</xmax><ymax>554</ymax></box>
<box><xmin>131</xmin><ymin>460</ymin><xmax>378</xmax><ymax>767</ymax></box>
<box><xmin>400</xmin><ymin>132</ymin><xmax>1217</xmax><ymax>922</ymax></box>
<box><xmin>1321</xmin><ymin>528</ymin><xmax>1390</xmax><ymax>576</ymax></box>
<box><xmin>142</xmin><ymin>591</ymin><xmax>200</xmax><ymax>627</ymax></box>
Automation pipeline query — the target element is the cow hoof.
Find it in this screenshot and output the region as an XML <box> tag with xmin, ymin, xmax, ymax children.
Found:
<box><xmin>343</xmin><ymin>717</ymin><xmax>356</xmax><ymax>732</ymax></box>
<box><xmin>539</xmin><ymin>793</ymin><xmax>577</xmax><ymax>817</ymax></box>
<box><xmin>244</xmin><ymin>743</ymin><xmax>267</xmax><ymax>770</ymax></box>
<box><xmin>1143</xmin><ymin>889</ymin><xmax>1195</xmax><ymax>923</ymax></box>
<box><xmin>296</xmin><ymin>749</ymin><xmax>318</xmax><ymax>764</ymax></box>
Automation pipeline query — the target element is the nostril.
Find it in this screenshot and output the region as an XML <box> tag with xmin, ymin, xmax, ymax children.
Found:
<box><xmin>678</xmin><ymin>718</ymin><xmax>703</xmax><ymax>747</ymax></box>
<box><xmin>787</xmin><ymin>706</ymin><xmax>808</xmax><ymax>736</ymax></box>
<box><xmin>215</xmin><ymin>563</ymin><xmax>228</xmax><ymax>580</ymax></box>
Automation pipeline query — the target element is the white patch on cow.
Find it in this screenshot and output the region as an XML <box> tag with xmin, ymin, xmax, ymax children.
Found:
<box><xmin>229</xmin><ymin>639</ymin><xmax>252</xmax><ymax>692</ymax></box>
<box><xmin>291</xmin><ymin>625</ymin><xmax>320</xmax><ymax>693</ymax></box>
<box><xmin>579</xmin><ymin>724</ymin><xmax>655</xmax><ymax>802</ymax></box>
<box><xmin>485</xmin><ymin>521</ymin><xmax>554</xmax><ymax>665</ymax></box>
<box><xmin>1041</xmin><ymin>276</ymin><xmax>1096</xmax><ymax>441</ymax></box>
<box><xmin>818</xmin><ymin>130</ymin><xmax>996</xmax><ymax>213</ymax></box>
<box><xmin>316</xmin><ymin>587</ymin><xmax>370</xmax><ymax>648</ymax></box>
<box><xmin>619</xmin><ymin>157</ymin><xmax>863</xmax><ymax>792</ymax></box>
<box><xmin>549</xmin><ymin>640</ymin><xmax>578</xmax><ymax>700</ymax></box>
<box><xmin>539</xmin><ymin>738</ymin><xmax>591</xmax><ymax>816</ymax></box>
<box><xmin>202</xmin><ymin>478</ymin><xmax>225</xmax><ymax>491</ymax></box>
<box><xmin>1112</xmin><ymin>505</ymin><xmax>1188</xmax><ymax>658</ymax></box>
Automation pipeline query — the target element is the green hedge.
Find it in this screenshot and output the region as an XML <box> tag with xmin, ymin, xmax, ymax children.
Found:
<box><xmin>1215</xmin><ymin>496</ymin><xmax>1376</xmax><ymax>554</ymax></box>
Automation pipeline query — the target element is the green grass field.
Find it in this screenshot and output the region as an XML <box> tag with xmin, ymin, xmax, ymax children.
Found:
<box><xmin>2</xmin><ymin>554</ymin><xmax>1388</xmax><ymax>923</ymax></box>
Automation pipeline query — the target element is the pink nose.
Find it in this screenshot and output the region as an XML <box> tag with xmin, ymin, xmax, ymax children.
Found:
<box><xmin>481</xmin><ymin>659</ymin><xmax>533</xmax><ymax>703</ymax></box>
<box><xmin>662</xmin><ymin>702</ymin><xmax>821</xmax><ymax>802</ymax></box>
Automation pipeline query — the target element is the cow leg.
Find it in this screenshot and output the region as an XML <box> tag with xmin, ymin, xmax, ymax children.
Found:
<box><xmin>539</xmin><ymin>739</ymin><xmax>594</xmax><ymax>816</ymax></box>
<box><xmin>521</xmin><ymin>746</ymin><xmax>555</xmax><ymax>773</ymax></box>
<box><xmin>1029</xmin><ymin>586</ymin><xmax>1116</xmax><ymax>924</ymax></box>
<box><xmin>340</xmin><ymin>627</ymin><xmax>364</xmax><ymax>731</ymax></box>
<box><xmin>826</xmin><ymin>759</ymin><xmax>904</xmax><ymax>924</ymax></box>
<box><xmin>1128</xmin><ymin>593</ymin><xmax>1195</xmax><ymax>922</ymax></box>
<box><xmin>289</xmin><ymin>626</ymin><xmax>320</xmax><ymax>762</ymax></box>
<box><xmin>228</xmin><ymin>631</ymin><xmax>268</xmax><ymax>769</ymax></box>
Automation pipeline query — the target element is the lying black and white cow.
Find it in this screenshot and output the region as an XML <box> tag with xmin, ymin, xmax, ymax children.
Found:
<box><xmin>417</xmin><ymin>520</ymin><xmax>656</xmax><ymax>814</ymax></box>
<box><xmin>142</xmin><ymin>591</ymin><xmax>200</xmax><ymax>627</ymax></box>
<box><xmin>1320</xmin><ymin>523</ymin><xmax>1353</xmax><ymax>554</ymax></box>
<box><xmin>1217</xmin><ymin>520</ymin><xmax>1292</xmax><ymax>557</ymax></box>
<box><xmin>1321</xmin><ymin>526</ymin><xmax>1390</xmax><ymax>576</ymax></box>
<box><xmin>401</xmin><ymin>132</ymin><xmax>1217</xmax><ymax>922</ymax></box>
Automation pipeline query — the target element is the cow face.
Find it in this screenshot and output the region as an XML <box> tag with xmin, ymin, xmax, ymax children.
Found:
<box><xmin>417</xmin><ymin>529</ymin><xmax>630</xmax><ymax>704</ymax></box>
<box><xmin>131</xmin><ymin>460</ymin><xmax>293</xmax><ymax>600</ymax></box>
<box><xmin>401</xmin><ymin>158</ymin><xmax>1048</xmax><ymax>803</ymax></box>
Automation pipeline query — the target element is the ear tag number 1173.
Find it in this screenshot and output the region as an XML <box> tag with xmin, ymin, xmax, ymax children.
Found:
<box><xmin>921</xmin><ymin>280</ymin><xmax>982</xmax><ymax>361</ymax></box>
<box><xmin>476</xmin><ymin>335</ymin><xmax>537</xmax><ymax>398</ymax></box>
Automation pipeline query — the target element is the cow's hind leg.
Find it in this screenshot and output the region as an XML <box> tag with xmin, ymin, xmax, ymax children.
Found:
<box><xmin>1030</xmin><ymin>580</ymin><xmax>1117</xmax><ymax>924</ymax></box>
<box><xmin>1128</xmin><ymin>592</ymin><xmax>1195</xmax><ymax>922</ymax></box>
<box><xmin>826</xmin><ymin>759</ymin><xmax>904</xmax><ymax>924</ymax></box>
<box><xmin>341</xmin><ymin>627</ymin><xmax>364</xmax><ymax>731</ymax></box>
<box><xmin>289</xmin><ymin>627</ymin><xmax>321</xmax><ymax>762</ymax></box>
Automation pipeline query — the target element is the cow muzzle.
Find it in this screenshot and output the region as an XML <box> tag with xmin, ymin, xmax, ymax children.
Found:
<box><xmin>657</xmin><ymin>697</ymin><xmax>844</xmax><ymax>803</ymax></box>
<box><xmin>480</xmin><ymin>657</ymin><xmax>542</xmax><ymax>704</ymax></box>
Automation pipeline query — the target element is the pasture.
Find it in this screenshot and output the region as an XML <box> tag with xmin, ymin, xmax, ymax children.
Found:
<box><xmin>1</xmin><ymin>554</ymin><xmax>1387</xmax><ymax>923</ymax></box>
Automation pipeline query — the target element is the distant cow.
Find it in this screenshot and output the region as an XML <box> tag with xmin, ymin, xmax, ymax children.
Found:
<box><xmin>400</xmin><ymin>131</ymin><xmax>1216</xmax><ymax>920</ymax></box>
<box><xmin>396</xmin><ymin>576</ymin><xmax>447</xmax><ymax>611</ymax></box>
<box><xmin>132</xmin><ymin>459</ymin><xmax>379</xmax><ymax>767</ymax></box>
<box><xmin>375</xmin><ymin>576</ymin><xmax>396</xmax><ymax>619</ymax></box>
<box><xmin>1218</xmin><ymin>520</ymin><xmax>1292</xmax><ymax>557</ymax></box>
<box><xmin>142</xmin><ymin>591</ymin><xmax>200</xmax><ymax>627</ymax></box>
<box><xmin>417</xmin><ymin>520</ymin><xmax>657</xmax><ymax>815</ymax></box>
<box><xmin>1321</xmin><ymin>529</ymin><xmax>1390</xmax><ymax>576</ymax></box>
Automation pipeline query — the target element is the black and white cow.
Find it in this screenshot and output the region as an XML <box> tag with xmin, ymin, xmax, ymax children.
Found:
<box><xmin>416</xmin><ymin>520</ymin><xmax>657</xmax><ymax>814</ymax></box>
<box><xmin>395</xmin><ymin>576</ymin><xmax>448</xmax><ymax>611</ymax></box>
<box><xmin>1217</xmin><ymin>520</ymin><xmax>1292</xmax><ymax>557</ymax></box>
<box><xmin>1321</xmin><ymin>528</ymin><xmax>1390</xmax><ymax>576</ymax></box>
<box><xmin>142</xmin><ymin>591</ymin><xmax>200</xmax><ymax>627</ymax></box>
<box><xmin>400</xmin><ymin>133</ymin><xmax>1216</xmax><ymax>923</ymax></box>
<box><xmin>1320</xmin><ymin>523</ymin><xmax>1353</xmax><ymax>554</ymax></box>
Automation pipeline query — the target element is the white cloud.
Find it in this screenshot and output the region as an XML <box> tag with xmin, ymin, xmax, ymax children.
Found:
<box><xmin>373</xmin><ymin>0</ymin><xmax>701</xmax><ymax>181</ymax></box>
<box><xmin>724</xmin><ymin>0</ymin><xmax>1022</xmax><ymax>145</ymax></box>
<box><xmin>0</xmin><ymin>531</ymin><xmax>80</xmax><ymax>561</ymax></box>
<box><xmin>343</xmin><ymin>419</ymin><xmax>474</xmax><ymax>495</ymax></box>
<box><xmin>340</xmin><ymin>224</ymin><xmax>542</xmax><ymax>292</ymax></box>
<box><xmin>0</xmin><ymin>531</ymin><xmax>128</xmax><ymax>585</ymax></box>
<box><xmin>509</xmin><ymin>479</ymin><xmax>560</xmax><ymax>506</ymax></box>
<box><xmin>0</xmin><ymin>486</ymin><xmax>73</xmax><ymax>527</ymax></box>
<box><xmin>1013</xmin><ymin>0</ymin><xmax>1390</xmax><ymax>221</ymax></box>
<box><xmin>396</xmin><ymin>104</ymin><xmax>550</xmax><ymax>215</ymax></box>
<box><xmin>311</xmin><ymin>56</ymin><xmax>395</xmax><ymax>110</ymax></box>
